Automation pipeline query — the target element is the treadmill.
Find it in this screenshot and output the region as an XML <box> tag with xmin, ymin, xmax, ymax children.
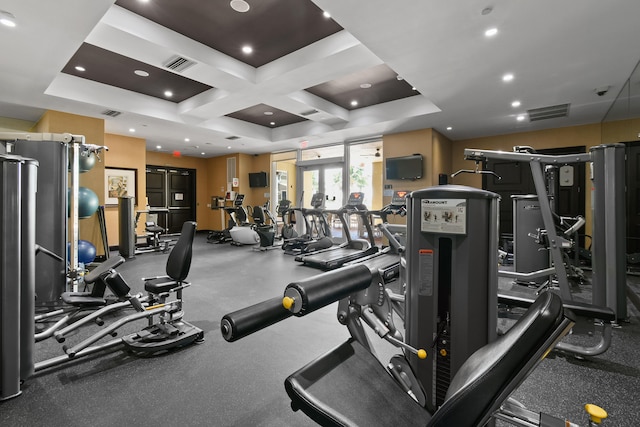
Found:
<box><xmin>295</xmin><ymin>192</ymin><xmax>378</xmax><ymax>270</ymax></box>
<box><xmin>282</xmin><ymin>193</ymin><xmax>333</xmax><ymax>255</ymax></box>
<box><xmin>347</xmin><ymin>190</ymin><xmax>409</xmax><ymax>284</ymax></box>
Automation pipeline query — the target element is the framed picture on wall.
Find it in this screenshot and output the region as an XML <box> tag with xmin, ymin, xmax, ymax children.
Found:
<box><xmin>104</xmin><ymin>167</ymin><xmax>137</xmax><ymax>205</ymax></box>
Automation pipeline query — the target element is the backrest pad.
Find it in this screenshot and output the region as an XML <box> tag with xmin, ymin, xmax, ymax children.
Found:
<box><xmin>428</xmin><ymin>291</ymin><xmax>569</xmax><ymax>426</ymax></box>
<box><xmin>166</xmin><ymin>221</ymin><xmax>196</xmax><ymax>281</ymax></box>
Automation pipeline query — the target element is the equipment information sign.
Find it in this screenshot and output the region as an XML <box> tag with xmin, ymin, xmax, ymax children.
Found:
<box><xmin>420</xmin><ymin>199</ymin><xmax>467</xmax><ymax>235</ymax></box>
<box><xmin>418</xmin><ymin>249</ymin><xmax>434</xmax><ymax>296</ymax></box>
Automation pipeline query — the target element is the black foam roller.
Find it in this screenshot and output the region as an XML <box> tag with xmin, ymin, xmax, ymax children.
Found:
<box><xmin>285</xmin><ymin>264</ymin><xmax>372</xmax><ymax>316</ymax></box>
<box><xmin>220</xmin><ymin>296</ymin><xmax>292</xmax><ymax>342</ymax></box>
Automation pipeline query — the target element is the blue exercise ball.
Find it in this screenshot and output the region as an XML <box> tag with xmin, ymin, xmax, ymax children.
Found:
<box><xmin>68</xmin><ymin>187</ymin><xmax>99</xmax><ymax>218</ymax></box>
<box><xmin>67</xmin><ymin>240</ymin><xmax>97</xmax><ymax>264</ymax></box>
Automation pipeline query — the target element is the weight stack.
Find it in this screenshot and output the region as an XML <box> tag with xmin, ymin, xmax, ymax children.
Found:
<box><xmin>0</xmin><ymin>154</ymin><xmax>38</xmax><ymax>400</ymax></box>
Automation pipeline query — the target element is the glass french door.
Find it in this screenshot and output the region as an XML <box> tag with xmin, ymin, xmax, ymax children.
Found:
<box><xmin>299</xmin><ymin>163</ymin><xmax>345</xmax><ymax>240</ymax></box>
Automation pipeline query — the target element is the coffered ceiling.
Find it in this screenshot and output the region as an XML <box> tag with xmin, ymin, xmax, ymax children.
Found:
<box><xmin>0</xmin><ymin>0</ymin><xmax>639</xmax><ymax>158</ymax></box>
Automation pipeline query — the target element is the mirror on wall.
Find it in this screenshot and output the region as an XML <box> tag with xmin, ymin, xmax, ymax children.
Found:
<box><xmin>602</xmin><ymin>58</ymin><xmax>640</xmax><ymax>143</ymax></box>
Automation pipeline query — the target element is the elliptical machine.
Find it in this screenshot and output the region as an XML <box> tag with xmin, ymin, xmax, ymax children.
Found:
<box><xmin>207</xmin><ymin>194</ymin><xmax>249</xmax><ymax>244</ymax></box>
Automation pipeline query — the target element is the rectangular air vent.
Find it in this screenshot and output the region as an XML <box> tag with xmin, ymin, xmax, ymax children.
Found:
<box><xmin>527</xmin><ymin>103</ymin><xmax>570</xmax><ymax>122</ymax></box>
<box><xmin>163</xmin><ymin>55</ymin><xmax>197</xmax><ymax>73</ymax></box>
<box><xmin>300</xmin><ymin>109</ymin><xmax>319</xmax><ymax>116</ymax></box>
<box><xmin>225</xmin><ymin>136</ymin><xmax>240</xmax><ymax>140</ymax></box>
<box><xmin>101</xmin><ymin>109</ymin><xmax>121</xmax><ymax>117</ymax></box>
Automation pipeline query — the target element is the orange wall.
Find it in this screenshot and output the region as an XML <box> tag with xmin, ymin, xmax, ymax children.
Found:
<box><xmin>205</xmin><ymin>155</ymin><xmax>230</xmax><ymax>230</ymax></box>
<box><xmin>382</xmin><ymin>128</ymin><xmax>452</xmax><ymax>203</ymax></box>
<box><xmin>276</xmin><ymin>160</ymin><xmax>297</xmax><ymax>205</ymax></box>
<box><xmin>104</xmin><ymin>133</ymin><xmax>147</xmax><ymax>245</ymax></box>
<box><xmin>245</xmin><ymin>154</ymin><xmax>272</xmax><ymax>208</ymax></box>
<box><xmin>602</xmin><ymin>117</ymin><xmax>640</xmax><ymax>144</ymax></box>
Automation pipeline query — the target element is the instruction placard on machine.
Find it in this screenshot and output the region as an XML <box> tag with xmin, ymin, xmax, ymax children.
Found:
<box><xmin>420</xmin><ymin>199</ymin><xmax>467</xmax><ymax>235</ymax></box>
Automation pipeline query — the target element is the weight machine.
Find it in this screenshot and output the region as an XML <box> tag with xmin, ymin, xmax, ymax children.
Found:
<box><xmin>461</xmin><ymin>145</ymin><xmax>627</xmax><ymax>323</ymax></box>
<box><xmin>220</xmin><ymin>185</ymin><xmax>612</xmax><ymax>426</ymax></box>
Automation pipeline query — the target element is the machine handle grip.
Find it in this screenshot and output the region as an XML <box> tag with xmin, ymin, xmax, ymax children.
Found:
<box><xmin>283</xmin><ymin>264</ymin><xmax>372</xmax><ymax>316</ymax></box>
<box><xmin>220</xmin><ymin>297</ymin><xmax>292</xmax><ymax>342</ymax></box>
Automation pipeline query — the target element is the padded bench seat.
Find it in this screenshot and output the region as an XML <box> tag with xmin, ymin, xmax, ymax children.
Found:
<box><xmin>144</xmin><ymin>278</ymin><xmax>181</xmax><ymax>294</ymax></box>
<box><xmin>285</xmin><ymin>339</ymin><xmax>431</xmax><ymax>427</ymax></box>
<box><xmin>285</xmin><ymin>291</ymin><xmax>572</xmax><ymax>427</ymax></box>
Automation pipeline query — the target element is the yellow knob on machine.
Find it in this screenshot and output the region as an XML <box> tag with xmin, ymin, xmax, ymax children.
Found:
<box><xmin>282</xmin><ymin>296</ymin><xmax>294</xmax><ymax>310</ymax></box>
<box><xmin>584</xmin><ymin>404</ymin><xmax>607</xmax><ymax>424</ymax></box>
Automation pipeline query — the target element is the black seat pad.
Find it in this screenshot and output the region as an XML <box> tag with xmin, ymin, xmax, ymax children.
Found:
<box><xmin>285</xmin><ymin>338</ymin><xmax>431</xmax><ymax>427</ymax></box>
<box><xmin>144</xmin><ymin>278</ymin><xmax>178</xmax><ymax>294</ymax></box>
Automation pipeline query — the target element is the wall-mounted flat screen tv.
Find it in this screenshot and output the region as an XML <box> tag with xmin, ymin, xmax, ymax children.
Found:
<box><xmin>385</xmin><ymin>154</ymin><xmax>423</xmax><ymax>180</ymax></box>
<box><xmin>249</xmin><ymin>171</ymin><xmax>269</xmax><ymax>188</ymax></box>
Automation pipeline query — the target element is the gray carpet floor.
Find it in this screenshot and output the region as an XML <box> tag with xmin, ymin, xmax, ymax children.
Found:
<box><xmin>1</xmin><ymin>232</ymin><xmax>639</xmax><ymax>426</ymax></box>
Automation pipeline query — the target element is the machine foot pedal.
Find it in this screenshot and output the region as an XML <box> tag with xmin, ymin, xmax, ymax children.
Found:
<box><xmin>122</xmin><ymin>320</ymin><xmax>203</xmax><ymax>354</ymax></box>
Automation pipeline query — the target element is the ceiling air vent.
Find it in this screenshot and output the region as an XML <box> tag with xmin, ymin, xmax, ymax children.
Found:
<box><xmin>527</xmin><ymin>103</ymin><xmax>570</xmax><ymax>122</ymax></box>
<box><xmin>300</xmin><ymin>109</ymin><xmax>319</xmax><ymax>116</ymax></box>
<box><xmin>163</xmin><ymin>55</ymin><xmax>197</xmax><ymax>73</ymax></box>
<box><xmin>226</xmin><ymin>136</ymin><xmax>240</xmax><ymax>140</ymax></box>
<box><xmin>101</xmin><ymin>109</ymin><xmax>122</xmax><ymax>117</ymax></box>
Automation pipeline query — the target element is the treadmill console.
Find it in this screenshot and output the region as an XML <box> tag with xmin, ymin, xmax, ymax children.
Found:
<box><xmin>391</xmin><ymin>190</ymin><xmax>408</xmax><ymax>207</ymax></box>
<box><xmin>233</xmin><ymin>194</ymin><xmax>245</xmax><ymax>206</ymax></box>
<box><xmin>277</xmin><ymin>200</ymin><xmax>291</xmax><ymax>215</ymax></box>
<box><xmin>310</xmin><ymin>193</ymin><xmax>325</xmax><ymax>208</ymax></box>
<box><xmin>346</xmin><ymin>192</ymin><xmax>366</xmax><ymax>209</ymax></box>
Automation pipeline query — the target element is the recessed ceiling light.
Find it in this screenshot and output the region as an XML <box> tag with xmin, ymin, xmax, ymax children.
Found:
<box><xmin>129</xmin><ymin>128</ymin><xmax>135</xmax><ymax>133</ymax></box>
<box><xmin>230</xmin><ymin>0</ymin><xmax>250</xmax><ymax>13</ymax></box>
<box><xmin>164</xmin><ymin>90</ymin><xmax>173</xmax><ymax>97</ymax></box>
<box><xmin>323</xmin><ymin>11</ymin><xmax>331</xmax><ymax>18</ymax></box>
<box><xmin>446</xmin><ymin>126</ymin><xmax>453</xmax><ymax>131</ymax></box>
<box><xmin>201</xmin><ymin>152</ymin><xmax>205</xmax><ymax>156</ymax></box>
<box><xmin>156</xmin><ymin>145</ymin><xmax>162</xmax><ymax>149</ymax></box>
<box><xmin>485</xmin><ymin>27</ymin><xmax>498</xmax><ymax>37</ymax></box>
<box><xmin>481</xmin><ymin>7</ymin><xmax>493</xmax><ymax>15</ymax></box>
<box><xmin>184</xmin><ymin>138</ymin><xmax>190</xmax><ymax>142</ymax></box>
<box><xmin>227</xmin><ymin>146</ymin><xmax>232</xmax><ymax>149</ymax></box>
<box><xmin>75</xmin><ymin>66</ymin><xmax>86</xmax><ymax>72</ymax></box>
<box><xmin>270</xmin><ymin>122</ymin><xmax>276</xmax><ymax>126</ymax></box>
<box><xmin>351</xmin><ymin>100</ymin><xmax>358</xmax><ymax>107</ymax></box>
<box><xmin>0</xmin><ymin>10</ymin><xmax>17</xmax><ymax>27</ymax></box>
<box><xmin>517</xmin><ymin>114</ymin><xmax>526</xmax><ymax>121</ymax></box>
<box><xmin>134</xmin><ymin>70</ymin><xmax>149</xmax><ymax>77</ymax></box>
<box><xmin>242</xmin><ymin>45</ymin><xmax>253</xmax><ymax>54</ymax></box>
<box><xmin>502</xmin><ymin>73</ymin><xmax>514</xmax><ymax>82</ymax></box>
<box><xmin>360</xmin><ymin>83</ymin><xmax>372</xmax><ymax>89</ymax></box>
<box><xmin>412</xmin><ymin>87</ymin><xmax>417</xmax><ymax>91</ymax></box>
<box><xmin>263</xmin><ymin>111</ymin><xmax>273</xmax><ymax>116</ymax></box>
<box><xmin>511</xmin><ymin>100</ymin><xmax>521</xmax><ymax>107</ymax></box>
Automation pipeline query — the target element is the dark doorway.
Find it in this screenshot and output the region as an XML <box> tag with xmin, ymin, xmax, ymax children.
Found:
<box><xmin>483</xmin><ymin>146</ymin><xmax>586</xmax><ymax>241</ymax></box>
<box><xmin>146</xmin><ymin>166</ymin><xmax>196</xmax><ymax>234</ymax></box>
